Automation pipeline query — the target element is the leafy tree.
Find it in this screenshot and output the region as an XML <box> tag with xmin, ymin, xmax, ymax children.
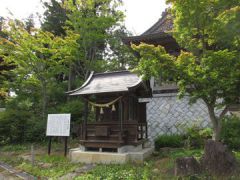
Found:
<box><xmin>41</xmin><ymin>0</ymin><xmax>68</xmax><ymax>36</ymax></box>
<box><xmin>0</xmin><ymin>0</ymin><xmax>130</xmax><ymax>143</ymax></box>
<box><xmin>0</xmin><ymin>19</ymin><xmax>84</xmax><ymax>143</ymax></box>
<box><xmin>0</xmin><ymin>20</ymin><xmax>79</xmax><ymax>119</ymax></box>
<box><xmin>106</xmin><ymin>26</ymin><xmax>137</xmax><ymax>71</ymax></box>
<box><xmin>132</xmin><ymin>0</ymin><xmax>240</xmax><ymax>141</ymax></box>
<box><xmin>24</xmin><ymin>14</ymin><xmax>35</xmax><ymax>33</ymax></box>
<box><xmin>0</xmin><ymin>17</ymin><xmax>15</xmax><ymax>103</ymax></box>
<box><xmin>64</xmin><ymin>0</ymin><xmax>125</xmax><ymax>80</ymax></box>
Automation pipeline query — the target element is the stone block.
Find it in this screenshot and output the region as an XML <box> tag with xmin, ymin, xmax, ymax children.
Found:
<box><xmin>69</xmin><ymin>147</ymin><xmax>154</xmax><ymax>164</ymax></box>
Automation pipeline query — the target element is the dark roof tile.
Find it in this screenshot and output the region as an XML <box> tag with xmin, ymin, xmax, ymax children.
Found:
<box><xmin>69</xmin><ymin>71</ymin><xmax>142</xmax><ymax>95</ymax></box>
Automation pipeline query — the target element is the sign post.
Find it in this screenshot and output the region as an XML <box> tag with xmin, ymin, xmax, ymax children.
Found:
<box><xmin>64</xmin><ymin>137</ymin><xmax>68</xmax><ymax>157</ymax></box>
<box><xmin>46</xmin><ymin>114</ymin><xmax>71</xmax><ymax>156</ymax></box>
<box><xmin>48</xmin><ymin>136</ymin><xmax>52</xmax><ymax>155</ymax></box>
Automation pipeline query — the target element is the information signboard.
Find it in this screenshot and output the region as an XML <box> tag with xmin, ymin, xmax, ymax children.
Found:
<box><xmin>46</xmin><ymin>114</ymin><xmax>71</xmax><ymax>137</ymax></box>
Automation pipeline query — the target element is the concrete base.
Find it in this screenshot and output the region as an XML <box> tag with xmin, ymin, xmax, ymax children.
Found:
<box><xmin>69</xmin><ymin>147</ymin><xmax>154</xmax><ymax>164</ymax></box>
<box><xmin>117</xmin><ymin>144</ymin><xmax>143</xmax><ymax>153</ymax></box>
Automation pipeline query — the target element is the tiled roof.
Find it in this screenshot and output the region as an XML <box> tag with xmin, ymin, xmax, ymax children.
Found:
<box><xmin>122</xmin><ymin>9</ymin><xmax>173</xmax><ymax>43</ymax></box>
<box><xmin>141</xmin><ymin>10</ymin><xmax>173</xmax><ymax>35</ymax></box>
<box><xmin>68</xmin><ymin>71</ymin><xmax>143</xmax><ymax>95</ymax></box>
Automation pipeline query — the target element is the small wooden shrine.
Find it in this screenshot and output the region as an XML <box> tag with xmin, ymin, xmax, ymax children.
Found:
<box><xmin>68</xmin><ymin>71</ymin><xmax>152</xmax><ymax>151</ymax></box>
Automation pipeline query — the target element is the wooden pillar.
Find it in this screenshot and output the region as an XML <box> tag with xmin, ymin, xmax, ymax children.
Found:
<box><xmin>140</xmin><ymin>124</ymin><xmax>143</xmax><ymax>139</ymax></box>
<box><xmin>135</xmin><ymin>124</ymin><xmax>138</xmax><ymax>142</ymax></box>
<box><xmin>128</xmin><ymin>97</ymin><xmax>130</xmax><ymax>121</ymax></box>
<box><xmin>83</xmin><ymin>99</ymin><xmax>88</xmax><ymax>140</ymax></box>
<box><xmin>145</xmin><ymin>123</ymin><xmax>148</xmax><ymax>139</ymax></box>
<box><xmin>119</xmin><ymin>98</ymin><xmax>123</xmax><ymax>141</ymax></box>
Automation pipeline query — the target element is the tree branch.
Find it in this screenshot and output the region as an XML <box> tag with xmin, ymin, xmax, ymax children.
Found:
<box><xmin>219</xmin><ymin>105</ymin><xmax>229</xmax><ymax>119</ymax></box>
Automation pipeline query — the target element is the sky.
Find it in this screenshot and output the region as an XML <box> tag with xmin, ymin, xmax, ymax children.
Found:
<box><xmin>0</xmin><ymin>0</ymin><xmax>168</xmax><ymax>35</ymax></box>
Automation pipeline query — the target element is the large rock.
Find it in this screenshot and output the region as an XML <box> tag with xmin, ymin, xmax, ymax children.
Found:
<box><xmin>175</xmin><ymin>156</ymin><xmax>201</xmax><ymax>176</ymax></box>
<box><xmin>200</xmin><ymin>140</ymin><xmax>238</xmax><ymax>176</ymax></box>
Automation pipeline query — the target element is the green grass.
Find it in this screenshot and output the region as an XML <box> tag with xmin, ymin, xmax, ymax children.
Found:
<box><xmin>148</xmin><ymin>148</ymin><xmax>204</xmax><ymax>179</ymax></box>
<box><xmin>0</xmin><ymin>155</ymin><xmax>24</xmax><ymax>167</ymax></box>
<box><xmin>0</xmin><ymin>144</ymin><xmax>29</xmax><ymax>152</ymax></box>
<box><xmin>18</xmin><ymin>155</ymin><xmax>82</xmax><ymax>179</ymax></box>
<box><xmin>168</xmin><ymin>148</ymin><xmax>203</xmax><ymax>159</ymax></box>
<box><xmin>1</xmin><ymin>144</ymin><xmax>240</xmax><ymax>179</ymax></box>
<box><xmin>74</xmin><ymin>149</ymin><xmax>204</xmax><ymax>180</ymax></box>
<box><xmin>0</xmin><ymin>143</ymin><xmax>82</xmax><ymax>179</ymax></box>
<box><xmin>75</xmin><ymin>163</ymin><xmax>152</xmax><ymax>180</ymax></box>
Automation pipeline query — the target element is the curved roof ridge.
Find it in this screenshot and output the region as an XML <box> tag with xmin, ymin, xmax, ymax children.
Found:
<box><xmin>94</xmin><ymin>70</ymin><xmax>130</xmax><ymax>76</ymax></box>
<box><xmin>66</xmin><ymin>71</ymin><xmax>94</xmax><ymax>94</ymax></box>
<box><xmin>68</xmin><ymin>71</ymin><xmax>145</xmax><ymax>96</ymax></box>
<box><xmin>141</xmin><ymin>8</ymin><xmax>172</xmax><ymax>35</ymax></box>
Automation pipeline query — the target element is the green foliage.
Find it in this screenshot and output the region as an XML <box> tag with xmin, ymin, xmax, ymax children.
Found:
<box><xmin>0</xmin><ymin>19</ymin><xmax>81</xmax><ymax>143</ymax></box>
<box><xmin>64</xmin><ymin>0</ymin><xmax>125</xmax><ymax>76</ymax></box>
<box><xmin>0</xmin><ymin>20</ymin><xmax>79</xmax><ymax>119</ymax></box>
<box><xmin>154</xmin><ymin>134</ymin><xmax>184</xmax><ymax>150</ymax></box>
<box><xmin>0</xmin><ymin>144</ymin><xmax>28</xmax><ymax>152</ymax></box>
<box><xmin>75</xmin><ymin>163</ymin><xmax>152</xmax><ymax>180</ymax></box>
<box><xmin>167</xmin><ymin>148</ymin><xmax>203</xmax><ymax>160</ymax></box>
<box><xmin>221</xmin><ymin>116</ymin><xmax>240</xmax><ymax>150</ymax></box>
<box><xmin>42</xmin><ymin>0</ymin><xmax>68</xmax><ymax>36</ymax></box>
<box><xmin>106</xmin><ymin>27</ymin><xmax>137</xmax><ymax>70</ymax></box>
<box><xmin>76</xmin><ymin>149</ymin><xmax>203</xmax><ymax>180</ymax></box>
<box><xmin>19</xmin><ymin>155</ymin><xmax>81</xmax><ymax>178</ymax></box>
<box><xmin>132</xmin><ymin>44</ymin><xmax>175</xmax><ymax>81</ymax></box>
<box><xmin>184</xmin><ymin>125</ymin><xmax>212</xmax><ymax>149</ymax></box>
<box><xmin>0</xmin><ymin>109</ymin><xmax>30</xmax><ymax>144</ymax></box>
<box><xmin>0</xmin><ymin>156</ymin><xmax>25</xmax><ymax>167</ymax></box>
<box><xmin>0</xmin><ymin>100</ymin><xmax>46</xmax><ymax>144</ymax></box>
<box><xmin>233</xmin><ymin>151</ymin><xmax>240</xmax><ymax>161</ymax></box>
<box><xmin>0</xmin><ymin>18</ymin><xmax>14</xmax><ymax>102</ymax></box>
<box><xmin>133</xmin><ymin>0</ymin><xmax>240</xmax><ymax>140</ymax></box>
<box><xmin>0</xmin><ymin>0</ymin><xmax>129</xmax><ymax>144</ymax></box>
<box><xmin>167</xmin><ymin>0</ymin><xmax>240</xmax><ymax>52</ymax></box>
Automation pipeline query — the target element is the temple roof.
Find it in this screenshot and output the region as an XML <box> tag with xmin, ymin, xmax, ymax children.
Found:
<box><xmin>122</xmin><ymin>9</ymin><xmax>174</xmax><ymax>44</ymax></box>
<box><xmin>141</xmin><ymin>10</ymin><xmax>173</xmax><ymax>36</ymax></box>
<box><xmin>122</xmin><ymin>9</ymin><xmax>180</xmax><ymax>54</ymax></box>
<box><xmin>68</xmin><ymin>71</ymin><xmax>146</xmax><ymax>96</ymax></box>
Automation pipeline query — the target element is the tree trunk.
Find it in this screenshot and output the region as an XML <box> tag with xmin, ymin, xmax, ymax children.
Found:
<box><xmin>41</xmin><ymin>81</ymin><xmax>47</xmax><ymax>120</ymax></box>
<box><xmin>68</xmin><ymin>65</ymin><xmax>73</xmax><ymax>92</ymax></box>
<box><xmin>67</xmin><ymin>64</ymin><xmax>73</xmax><ymax>101</ymax></box>
<box><xmin>207</xmin><ymin>104</ymin><xmax>221</xmax><ymax>141</ymax></box>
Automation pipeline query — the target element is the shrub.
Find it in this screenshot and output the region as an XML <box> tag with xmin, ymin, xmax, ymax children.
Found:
<box><xmin>154</xmin><ymin>134</ymin><xmax>184</xmax><ymax>150</ymax></box>
<box><xmin>0</xmin><ymin>106</ymin><xmax>46</xmax><ymax>144</ymax></box>
<box><xmin>184</xmin><ymin>124</ymin><xmax>212</xmax><ymax>149</ymax></box>
<box><xmin>186</xmin><ymin>127</ymin><xmax>212</xmax><ymax>148</ymax></box>
<box><xmin>221</xmin><ymin>116</ymin><xmax>240</xmax><ymax>150</ymax></box>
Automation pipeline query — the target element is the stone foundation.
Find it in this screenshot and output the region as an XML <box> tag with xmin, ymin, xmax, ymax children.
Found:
<box><xmin>69</xmin><ymin>147</ymin><xmax>154</xmax><ymax>164</ymax></box>
<box><xmin>117</xmin><ymin>144</ymin><xmax>143</xmax><ymax>153</ymax></box>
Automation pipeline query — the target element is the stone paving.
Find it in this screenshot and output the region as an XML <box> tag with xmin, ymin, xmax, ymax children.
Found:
<box><xmin>0</xmin><ymin>162</ymin><xmax>34</xmax><ymax>180</ymax></box>
<box><xmin>0</xmin><ymin>167</ymin><xmax>21</xmax><ymax>180</ymax></box>
<box><xmin>0</xmin><ymin>160</ymin><xmax>95</xmax><ymax>180</ymax></box>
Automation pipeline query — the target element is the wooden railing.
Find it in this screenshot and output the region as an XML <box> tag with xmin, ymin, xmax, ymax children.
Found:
<box><xmin>79</xmin><ymin>121</ymin><xmax>148</xmax><ymax>146</ymax></box>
